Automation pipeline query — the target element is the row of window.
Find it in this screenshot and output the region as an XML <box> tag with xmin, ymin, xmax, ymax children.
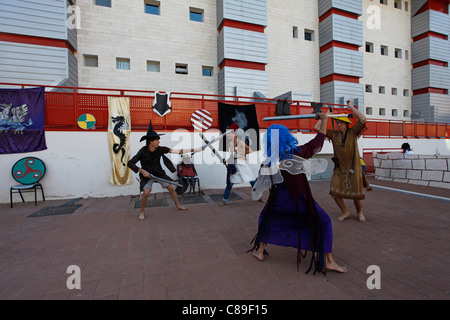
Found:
<box><xmin>293</xmin><ymin>27</ymin><xmax>315</xmax><ymax>41</ymax></box>
<box><xmin>95</xmin><ymin>0</ymin><xmax>205</xmax><ymax>22</ymax></box>
<box><xmin>97</xmin><ymin>0</ymin><xmax>410</xmax><ymax>16</ymax></box>
<box><xmin>95</xmin><ymin>0</ymin><xmax>411</xmax><ymax>28</ymax></box>
<box><xmin>376</xmin><ymin>0</ymin><xmax>410</xmax><ymax>11</ymax></box>
<box><xmin>365</xmin><ymin>42</ymin><xmax>409</xmax><ymax>59</ymax></box>
<box><xmin>83</xmin><ymin>55</ymin><xmax>214</xmax><ymax>76</ymax></box>
<box><xmin>365</xmin><ymin>85</ymin><xmax>409</xmax><ymax>96</ymax></box>
<box><xmin>85</xmin><ymin>54</ymin><xmax>413</xmax><ymax>91</ymax></box>
<box><xmin>366</xmin><ymin>107</ymin><xmax>410</xmax><ymax>117</ymax></box>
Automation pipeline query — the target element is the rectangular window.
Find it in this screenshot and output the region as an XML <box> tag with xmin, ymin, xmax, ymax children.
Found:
<box><xmin>190</xmin><ymin>8</ymin><xmax>203</xmax><ymax>22</ymax></box>
<box><xmin>405</xmin><ymin>1</ymin><xmax>409</xmax><ymax>11</ymax></box>
<box><xmin>403</xmin><ymin>89</ymin><xmax>409</xmax><ymax>96</ymax></box>
<box><xmin>366</xmin><ymin>107</ymin><xmax>373</xmax><ymax>115</ymax></box>
<box><xmin>379</xmin><ymin>108</ymin><xmax>386</xmax><ymax>116</ymax></box>
<box><xmin>304</xmin><ymin>29</ymin><xmax>314</xmax><ymax>41</ymax></box>
<box><xmin>405</xmin><ymin>50</ymin><xmax>409</xmax><ymax>60</ymax></box>
<box><xmin>365</xmin><ymin>42</ymin><xmax>374</xmax><ymax>53</ymax></box>
<box><xmin>403</xmin><ymin>110</ymin><xmax>410</xmax><ymax>117</ymax></box>
<box><xmin>95</xmin><ymin>0</ymin><xmax>111</xmax><ymax>7</ymax></box>
<box><xmin>84</xmin><ymin>54</ymin><xmax>98</xmax><ymax>67</ymax></box>
<box><xmin>293</xmin><ymin>26</ymin><xmax>298</xmax><ymax>39</ymax></box>
<box><xmin>381</xmin><ymin>45</ymin><xmax>388</xmax><ymax>56</ymax></box>
<box><xmin>394</xmin><ymin>0</ymin><xmax>402</xmax><ymax>9</ymax></box>
<box><xmin>116</xmin><ymin>58</ymin><xmax>130</xmax><ymax>70</ymax></box>
<box><xmin>147</xmin><ymin>60</ymin><xmax>160</xmax><ymax>72</ymax></box>
<box><xmin>365</xmin><ymin>84</ymin><xmax>373</xmax><ymax>93</ymax></box>
<box><xmin>379</xmin><ymin>86</ymin><xmax>385</xmax><ymax>94</ymax></box>
<box><xmin>202</xmin><ymin>66</ymin><xmax>213</xmax><ymax>77</ymax></box>
<box><xmin>175</xmin><ymin>63</ymin><xmax>188</xmax><ymax>74</ymax></box>
<box><xmin>392</xmin><ymin>88</ymin><xmax>398</xmax><ymax>95</ymax></box>
<box><xmin>395</xmin><ymin>48</ymin><xmax>402</xmax><ymax>58</ymax></box>
<box><xmin>392</xmin><ymin>109</ymin><xmax>398</xmax><ymax>117</ymax></box>
<box><xmin>145</xmin><ymin>1</ymin><xmax>160</xmax><ymax>15</ymax></box>
<box><xmin>380</xmin><ymin>0</ymin><xmax>388</xmax><ymax>5</ymax></box>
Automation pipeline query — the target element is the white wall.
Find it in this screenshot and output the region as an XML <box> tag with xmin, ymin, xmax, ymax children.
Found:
<box><xmin>361</xmin><ymin>0</ymin><xmax>412</xmax><ymax>120</ymax></box>
<box><xmin>76</xmin><ymin>0</ymin><xmax>218</xmax><ymax>94</ymax></box>
<box><xmin>266</xmin><ymin>0</ymin><xmax>320</xmax><ymax>99</ymax></box>
<box><xmin>2</xmin><ymin>130</ymin><xmax>449</xmax><ymax>204</ymax></box>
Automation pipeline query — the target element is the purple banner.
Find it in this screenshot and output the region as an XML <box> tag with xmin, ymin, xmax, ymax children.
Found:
<box><xmin>0</xmin><ymin>87</ymin><xmax>47</xmax><ymax>154</ymax></box>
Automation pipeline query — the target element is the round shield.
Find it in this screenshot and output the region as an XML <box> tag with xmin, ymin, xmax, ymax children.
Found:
<box><xmin>12</xmin><ymin>157</ymin><xmax>46</xmax><ymax>184</ymax></box>
<box><xmin>77</xmin><ymin>113</ymin><xmax>96</xmax><ymax>129</ymax></box>
<box><xmin>190</xmin><ymin>109</ymin><xmax>212</xmax><ymax>131</ymax></box>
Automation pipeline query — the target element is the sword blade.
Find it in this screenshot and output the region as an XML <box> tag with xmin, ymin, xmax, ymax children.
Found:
<box><xmin>199</xmin><ymin>133</ymin><xmax>226</xmax><ymax>165</ymax></box>
<box><xmin>263</xmin><ymin>113</ymin><xmax>351</xmax><ymax>121</ymax></box>
<box><xmin>150</xmin><ymin>174</ymin><xmax>182</xmax><ymax>187</ymax></box>
<box><xmin>200</xmin><ymin>129</ymin><xmax>232</xmax><ymax>150</ymax></box>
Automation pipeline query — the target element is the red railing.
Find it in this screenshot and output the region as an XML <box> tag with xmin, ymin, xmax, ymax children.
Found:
<box><xmin>2</xmin><ymin>82</ymin><xmax>449</xmax><ymax>138</ymax></box>
<box><xmin>364</xmin><ymin>120</ymin><xmax>449</xmax><ymax>139</ymax></box>
<box><xmin>44</xmin><ymin>88</ymin><xmax>344</xmax><ymax>132</ymax></box>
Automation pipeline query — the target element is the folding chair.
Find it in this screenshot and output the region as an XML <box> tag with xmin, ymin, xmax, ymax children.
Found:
<box><xmin>10</xmin><ymin>157</ymin><xmax>46</xmax><ymax>208</ymax></box>
<box><xmin>176</xmin><ymin>157</ymin><xmax>201</xmax><ymax>196</ymax></box>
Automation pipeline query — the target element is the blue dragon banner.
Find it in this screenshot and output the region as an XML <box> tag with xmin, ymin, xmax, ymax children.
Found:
<box><xmin>0</xmin><ymin>87</ymin><xmax>47</xmax><ymax>154</ymax></box>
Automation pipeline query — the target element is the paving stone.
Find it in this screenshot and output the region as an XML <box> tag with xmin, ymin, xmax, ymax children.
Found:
<box><xmin>0</xmin><ymin>177</ymin><xmax>448</xmax><ymax>301</ymax></box>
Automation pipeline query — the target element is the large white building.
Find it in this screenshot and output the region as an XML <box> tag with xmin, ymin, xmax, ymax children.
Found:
<box><xmin>0</xmin><ymin>0</ymin><xmax>449</xmax><ymax>122</ymax></box>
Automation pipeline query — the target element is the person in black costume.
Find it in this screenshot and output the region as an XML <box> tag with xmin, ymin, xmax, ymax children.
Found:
<box><xmin>128</xmin><ymin>122</ymin><xmax>201</xmax><ymax>221</ymax></box>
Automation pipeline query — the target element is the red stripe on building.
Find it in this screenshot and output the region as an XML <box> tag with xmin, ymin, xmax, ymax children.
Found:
<box><xmin>318</xmin><ymin>8</ymin><xmax>359</xmax><ymax>22</ymax></box>
<box><xmin>320</xmin><ymin>74</ymin><xmax>360</xmax><ymax>85</ymax></box>
<box><xmin>411</xmin><ymin>1</ymin><xmax>449</xmax><ymax>98</ymax></box>
<box><xmin>412</xmin><ymin>31</ymin><xmax>448</xmax><ymax>42</ymax></box>
<box><xmin>218</xmin><ymin>20</ymin><xmax>265</xmax><ymax>33</ymax></box>
<box><xmin>318</xmin><ymin>8</ymin><xmax>362</xmax><ymax>88</ymax></box>
<box><xmin>319</xmin><ymin>41</ymin><xmax>360</xmax><ymax>53</ymax></box>
<box><xmin>412</xmin><ymin>59</ymin><xmax>448</xmax><ymax>68</ymax></box>
<box><xmin>415</xmin><ymin>0</ymin><xmax>449</xmax><ymax>16</ymax></box>
<box><xmin>0</xmin><ymin>32</ymin><xmax>76</xmax><ymax>54</ymax></box>
<box><xmin>413</xmin><ymin>87</ymin><xmax>448</xmax><ymax>95</ymax></box>
<box><xmin>219</xmin><ymin>59</ymin><xmax>266</xmax><ymax>71</ymax></box>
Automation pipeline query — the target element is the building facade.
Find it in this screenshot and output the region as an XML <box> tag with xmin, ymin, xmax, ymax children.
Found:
<box><xmin>0</xmin><ymin>0</ymin><xmax>78</xmax><ymax>88</ymax></box>
<box><xmin>0</xmin><ymin>0</ymin><xmax>449</xmax><ymax>122</ymax></box>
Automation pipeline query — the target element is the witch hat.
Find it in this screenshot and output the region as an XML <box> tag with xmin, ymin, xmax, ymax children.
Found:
<box><xmin>140</xmin><ymin>120</ymin><xmax>165</xmax><ymax>142</ymax></box>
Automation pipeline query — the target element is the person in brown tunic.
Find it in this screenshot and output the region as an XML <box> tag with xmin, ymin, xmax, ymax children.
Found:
<box><xmin>315</xmin><ymin>100</ymin><xmax>368</xmax><ymax>222</ymax></box>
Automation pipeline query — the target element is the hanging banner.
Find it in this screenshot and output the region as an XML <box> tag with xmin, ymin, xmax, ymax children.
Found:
<box><xmin>108</xmin><ymin>96</ymin><xmax>133</xmax><ymax>186</ymax></box>
<box><xmin>0</xmin><ymin>87</ymin><xmax>47</xmax><ymax>154</ymax></box>
<box><xmin>218</xmin><ymin>102</ymin><xmax>260</xmax><ymax>152</ymax></box>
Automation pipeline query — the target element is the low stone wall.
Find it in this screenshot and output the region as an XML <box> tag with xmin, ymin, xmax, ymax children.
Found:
<box><xmin>373</xmin><ymin>152</ymin><xmax>450</xmax><ymax>189</ymax></box>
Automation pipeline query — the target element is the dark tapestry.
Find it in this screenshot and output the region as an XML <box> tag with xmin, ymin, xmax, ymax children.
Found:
<box><xmin>0</xmin><ymin>87</ymin><xmax>47</xmax><ymax>154</ymax></box>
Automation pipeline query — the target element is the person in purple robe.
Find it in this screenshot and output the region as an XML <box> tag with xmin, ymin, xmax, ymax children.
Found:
<box><xmin>250</xmin><ymin>113</ymin><xmax>347</xmax><ymax>274</ymax></box>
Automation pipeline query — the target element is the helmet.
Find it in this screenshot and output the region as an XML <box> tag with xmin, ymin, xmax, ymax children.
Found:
<box><xmin>333</xmin><ymin>116</ymin><xmax>352</xmax><ymax>124</ymax></box>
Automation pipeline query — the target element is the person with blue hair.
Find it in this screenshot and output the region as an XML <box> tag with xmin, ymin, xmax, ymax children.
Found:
<box><xmin>250</xmin><ymin>113</ymin><xmax>347</xmax><ymax>274</ymax></box>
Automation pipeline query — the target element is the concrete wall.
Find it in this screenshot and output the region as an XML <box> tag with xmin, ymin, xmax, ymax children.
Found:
<box><xmin>361</xmin><ymin>0</ymin><xmax>412</xmax><ymax>121</ymax></box>
<box><xmin>76</xmin><ymin>0</ymin><xmax>218</xmax><ymax>94</ymax></box>
<box><xmin>373</xmin><ymin>152</ymin><xmax>450</xmax><ymax>189</ymax></box>
<box><xmin>266</xmin><ymin>0</ymin><xmax>320</xmax><ymax>100</ymax></box>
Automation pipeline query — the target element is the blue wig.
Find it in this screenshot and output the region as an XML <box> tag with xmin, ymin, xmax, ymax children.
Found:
<box><xmin>264</xmin><ymin>124</ymin><xmax>301</xmax><ymax>162</ymax></box>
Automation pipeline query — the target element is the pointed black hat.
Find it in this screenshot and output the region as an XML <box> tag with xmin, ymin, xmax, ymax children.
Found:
<box><xmin>140</xmin><ymin>120</ymin><xmax>165</xmax><ymax>142</ymax></box>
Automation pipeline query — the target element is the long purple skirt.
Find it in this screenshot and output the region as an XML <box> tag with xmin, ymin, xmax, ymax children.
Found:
<box><xmin>256</xmin><ymin>183</ymin><xmax>333</xmax><ymax>253</ymax></box>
